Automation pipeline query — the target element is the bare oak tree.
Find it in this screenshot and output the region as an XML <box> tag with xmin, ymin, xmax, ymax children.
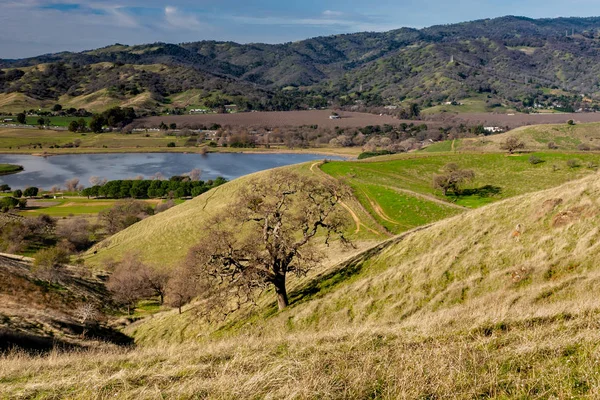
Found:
<box><xmin>106</xmin><ymin>254</ymin><xmax>153</xmax><ymax>314</ymax></box>
<box><xmin>65</xmin><ymin>178</ymin><xmax>80</xmax><ymax>192</ymax></box>
<box><xmin>433</xmin><ymin>163</ymin><xmax>475</xmax><ymax>196</ymax></box>
<box><xmin>186</xmin><ymin>171</ymin><xmax>350</xmax><ymax>313</ymax></box>
<box><xmin>500</xmin><ymin>136</ymin><xmax>525</xmax><ymax>154</ymax></box>
<box><xmin>166</xmin><ymin>264</ymin><xmax>197</xmax><ymax>314</ymax></box>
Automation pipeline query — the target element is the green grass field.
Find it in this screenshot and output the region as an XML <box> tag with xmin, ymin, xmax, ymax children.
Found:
<box><xmin>20</xmin><ymin>197</ymin><xmax>164</xmax><ymax>217</ymax></box>
<box><xmin>320</xmin><ymin>152</ymin><xmax>600</xmax><ymax>233</ymax></box>
<box><xmin>0</xmin><ymin>163</ymin><xmax>23</xmax><ymax>175</ymax></box>
<box><xmin>1</xmin><ymin>116</ymin><xmax>93</xmax><ymax>128</ymax></box>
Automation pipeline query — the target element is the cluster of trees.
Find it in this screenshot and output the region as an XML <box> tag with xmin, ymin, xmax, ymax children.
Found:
<box><xmin>0</xmin><ymin>196</ymin><xmax>26</xmax><ymax>212</ymax></box>
<box><xmin>88</xmin><ymin>107</ymin><xmax>137</xmax><ymax>132</ymax></box>
<box><xmin>0</xmin><ymin>215</ymin><xmax>56</xmax><ymax>254</ymax></box>
<box><xmin>99</xmin><ymin>200</ymin><xmax>155</xmax><ymax>235</ymax></box>
<box><xmin>82</xmin><ymin>175</ymin><xmax>226</xmax><ymax>199</ymax></box>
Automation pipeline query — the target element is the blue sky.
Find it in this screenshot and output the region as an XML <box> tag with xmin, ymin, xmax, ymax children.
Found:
<box><xmin>1</xmin><ymin>0</ymin><xmax>600</xmax><ymax>59</ymax></box>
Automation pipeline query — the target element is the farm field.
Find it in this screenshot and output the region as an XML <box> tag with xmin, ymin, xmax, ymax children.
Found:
<box><xmin>136</xmin><ymin>110</ymin><xmax>419</xmax><ymax>129</ymax></box>
<box><xmin>320</xmin><ymin>151</ymin><xmax>600</xmax><ymax>233</ymax></box>
<box><xmin>0</xmin><ymin>128</ymin><xmax>191</xmax><ymax>152</ymax></box>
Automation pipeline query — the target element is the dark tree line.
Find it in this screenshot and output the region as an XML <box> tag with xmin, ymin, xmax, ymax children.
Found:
<box><xmin>82</xmin><ymin>177</ymin><xmax>226</xmax><ymax>199</ymax></box>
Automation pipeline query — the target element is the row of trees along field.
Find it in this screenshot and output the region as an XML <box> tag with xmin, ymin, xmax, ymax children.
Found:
<box><xmin>81</xmin><ymin>176</ymin><xmax>227</xmax><ymax>199</ymax></box>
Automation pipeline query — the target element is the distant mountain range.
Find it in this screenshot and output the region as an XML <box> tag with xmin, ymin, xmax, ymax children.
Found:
<box><xmin>3</xmin><ymin>15</ymin><xmax>600</xmax><ymax>113</ymax></box>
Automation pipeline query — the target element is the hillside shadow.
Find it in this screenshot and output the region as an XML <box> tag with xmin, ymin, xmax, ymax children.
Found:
<box><xmin>0</xmin><ymin>323</ymin><xmax>134</xmax><ymax>355</ymax></box>
<box><xmin>0</xmin><ymin>329</ymin><xmax>82</xmax><ymax>354</ymax></box>
<box><xmin>460</xmin><ymin>185</ymin><xmax>502</xmax><ymax>197</ymax></box>
<box><xmin>288</xmin><ymin>258</ymin><xmax>366</xmax><ymax>306</ymax></box>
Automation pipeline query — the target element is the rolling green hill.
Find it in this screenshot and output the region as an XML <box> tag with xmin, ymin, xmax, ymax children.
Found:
<box><xmin>4</xmin><ymin>166</ymin><xmax>600</xmax><ymax>398</ymax></box>
<box><xmin>320</xmin><ymin>152</ymin><xmax>600</xmax><ymax>231</ymax></box>
<box><xmin>5</xmin><ymin>16</ymin><xmax>600</xmax><ymax>112</ymax></box>
<box><xmin>84</xmin><ymin>163</ymin><xmax>387</xmax><ymax>270</ymax></box>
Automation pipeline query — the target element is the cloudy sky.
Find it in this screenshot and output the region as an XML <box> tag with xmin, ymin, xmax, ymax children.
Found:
<box><xmin>1</xmin><ymin>0</ymin><xmax>599</xmax><ymax>59</ymax></box>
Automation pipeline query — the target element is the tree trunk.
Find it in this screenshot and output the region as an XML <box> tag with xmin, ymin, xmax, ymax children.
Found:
<box><xmin>274</xmin><ymin>276</ymin><xmax>289</xmax><ymax>310</ymax></box>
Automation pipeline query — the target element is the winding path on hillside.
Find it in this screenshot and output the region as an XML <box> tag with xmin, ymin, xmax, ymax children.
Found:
<box><xmin>382</xmin><ymin>185</ymin><xmax>468</xmax><ymax>211</ymax></box>
<box><xmin>310</xmin><ymin>162</ymin><xmax>383</xmax><ymax>236</ymax></box>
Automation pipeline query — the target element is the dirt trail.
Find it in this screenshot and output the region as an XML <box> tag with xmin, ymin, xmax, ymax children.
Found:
<box><xmin>361</xmin><ymin>190</ymin><xmax>399</xmax><ymax>225</ymax></box>
<box><xmin>383</xmin><ymin>185</ymin><xmax>468</xmax><ymax>210</ymax></box>
<box><xmin>451</xmin><ymin>139</ymin><xmax>456</xmax><ymax>152</ymax></box>
<box><xmin>310</xmin><ymin>162</ymin><xmax>382</xmax><ymax>236</ymax></box>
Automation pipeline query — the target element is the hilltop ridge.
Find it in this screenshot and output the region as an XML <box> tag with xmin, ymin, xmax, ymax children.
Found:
<box><xmin>4</xmin><ymin>16</ymin><xmax>600</xmax><ymax>112</ymax></box>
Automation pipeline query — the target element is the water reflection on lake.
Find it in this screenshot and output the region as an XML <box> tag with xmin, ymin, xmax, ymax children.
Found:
<box><xmin>0</xmin><ymin>152</ymin><xmax>344</xmax><ymax>189</ymax></box>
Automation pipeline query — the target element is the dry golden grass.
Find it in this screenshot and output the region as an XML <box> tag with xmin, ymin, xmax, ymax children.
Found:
<box><xmin>2</xmin><ymin>320</ymin><xmax>600</xmax><ymax>399</ymax></box>
<box><xmin>460</xmin><ymin>122</ymin><xmax>600</xmax><ymax>152</ymax></box>
<box><xmin>4</xmin><ymin>170</ymin><xmax>600</xmax><ymax>398</ymax></box>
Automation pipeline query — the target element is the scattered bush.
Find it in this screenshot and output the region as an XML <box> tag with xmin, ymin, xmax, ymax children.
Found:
<box><xmin>155</xmin><ymin>199</ymin><xmax>175</xmax><ymax>213</ymax></box>
<box><xmin>577</xmin><ymin>143</ymin><xmax>591</xmax><ymax>151</ymax></box>
<box><xmin>566</xmin><ymin>159</ymin><xmax>581</xmax><ymax>168</ymax></box>
<box><xmin>547</xmin><ymin>142</ymin><xmax>558</xmax><ymax>149</ymax></box>
<box><xmin>528</xmin><ymin>155</ymin><xmax>544</xmax><ymax>165</ymax></box>
<box><xmin>33</xmin><ymin>247</ymin><xmax>70</xmax><ymax>282</ymax></box>
<box><xmin>358</xmin><ymin>150</ymin><xmax>395</xmax><ymax>159</ymax></box>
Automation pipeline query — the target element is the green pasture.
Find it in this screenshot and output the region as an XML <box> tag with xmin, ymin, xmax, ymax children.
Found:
<box><xmin>0</xmin><ymin>164</ymin><xmax>23</xmax><ymax>175</ymax></box>
<box><xmin>1</xmin><ymin>116</ymin><xmax>93</xmax><ymax>128</ymax></box>
<box><xmin>321</xmin><ymin>152</ymin><xmax>600</xmax><ymax>233</ymax></box>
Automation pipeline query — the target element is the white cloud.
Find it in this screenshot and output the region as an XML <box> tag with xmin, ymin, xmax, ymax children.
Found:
<box><xmin>231</xmin><ymin>14</ymin><xmax>398</xmax><ymax>32</ymax></box>
<box><xmin>322</xmin><ymin>10</ymin><xmax>344</xmax><ymax>17</ymax></box>
<box><xmin>165</xmin><ymin>5</ymin><xmax>202</xmax><ymax>29</ymax></box>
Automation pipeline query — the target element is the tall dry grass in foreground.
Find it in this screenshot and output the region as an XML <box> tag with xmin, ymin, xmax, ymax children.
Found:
<box><xmin>2</xmin><ymin>317</ymin><xmax>600</xmax><ymax>399</ymax></box>
<box><xmin>4</xmin><ymin>173</ymin><xmax>600</xmax><ymax>398</ymax></box>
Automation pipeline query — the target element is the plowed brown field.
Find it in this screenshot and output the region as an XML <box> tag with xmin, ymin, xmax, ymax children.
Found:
<box><xmin>137</xmin><ymin>110</ymin><xmax>412</xmax><ymax>128</ymax></box>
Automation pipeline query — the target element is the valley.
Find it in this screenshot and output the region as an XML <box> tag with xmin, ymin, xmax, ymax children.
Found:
<box><xmin>4</xmin><ymin>12</ymin><xmax>600</xmax><ymax>400</ymax></box>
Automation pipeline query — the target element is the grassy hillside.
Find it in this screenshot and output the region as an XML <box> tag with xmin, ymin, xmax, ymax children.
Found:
<box><xmin>4</xmin><ymin>171</ymin><xmax>600</xmax><ymax>398</ymax></box>
<box><xmin>422</xmin><ymin>121</ymin><xmax>600</xmax><ymax>153</ymax></box>
<box><xmin>84</xmin><ymin>163</ymin><xmax>387</xmax><ymax>270</ymax></box>
<box><xmin>320</xmin><ymin>152</ymin><xmax>600</xmax><ymax>232</ymax></box>
<box><xmin>6</xmin><ymin>17</ymin><xmax>600</xmax><ymax>112</ymax></box>
<box><xmin>0</xmin><ymin>254</ymin><xmax>131</xmax><ymax>353</ymax></box>
<box><xmin>460</xmin><ymin>122</ymin><xmax>600</xmax><ymax>152</ymax></box>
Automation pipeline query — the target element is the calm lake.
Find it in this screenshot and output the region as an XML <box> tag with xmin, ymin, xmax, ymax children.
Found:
<box><xmin>0</xmin><ymin>153</ymin><xmax>344</xmax><ymax>189</ymax></box>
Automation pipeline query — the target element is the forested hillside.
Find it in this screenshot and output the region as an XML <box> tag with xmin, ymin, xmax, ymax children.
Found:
<box><xmin>3</xmin><ymin>16</ymin><xmax>600</xmax><ymax>112</ymax></box>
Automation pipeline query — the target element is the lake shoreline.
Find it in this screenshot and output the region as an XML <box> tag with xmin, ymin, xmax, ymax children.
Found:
<box><xmin>0</xmin><ymin>152</ymin><xmax>348</xmax><ymax>190</ymax></box>
<box><xmin>0</xmin><ymin>146</ymin><xmax>357</xmax><ymax>159</ymax></box>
